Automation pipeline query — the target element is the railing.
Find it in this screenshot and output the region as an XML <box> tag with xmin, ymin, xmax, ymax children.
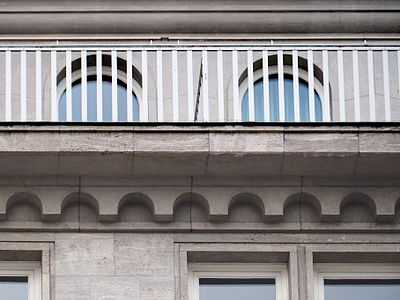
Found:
<box><xmin>1</xmin><ymin>45</ymin><xmax>400</xmax><ymax>123</ymax></box>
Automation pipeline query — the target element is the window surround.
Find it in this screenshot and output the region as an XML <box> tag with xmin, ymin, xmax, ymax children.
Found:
<box><xmin>57</xmin><ymin>66</ymin><xmax>142</xmax><ymax>106</ymax></box>
<box><xmin>188</xmin><ymin>263</ymin><xmax>289</xmax><ymax>300</ymax></box>
<box><xmin>0</xmin><ymin>261</ymin><xmax>42</xmax><ymax>300</ymax></box>
<box><xmin>238</xmin><ymin>65</ymin><xmax>327</xmax><ymax>121</ymax></box>
<box><xmin>313</xmin><ymin>263</ymin><xmax>400</xmax><ymax>300</ymax></box>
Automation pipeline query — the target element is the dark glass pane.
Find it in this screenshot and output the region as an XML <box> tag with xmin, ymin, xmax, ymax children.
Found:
<box><xmin>59</xmin><ymin>76</ymin><xmax>139</xmax><ymax>122</ymax></box>
<box><xmin>242</xmin><ymin>76</ymin><xmax>323</xmax><ymax>122</ymax></box>
<box><xmin>0</xmin><ymin>276</ymin><xmax>28</xmax><ymax>300</ymax></box>
<box><xmin>325</xmin><ymin>279</ymin><xmax>400</xmax><ymax>300</ymax></box>
<box><xmin>199</xmin><ymin>278</ymin><xmax>275</xmax><ymax>300</ymax></box>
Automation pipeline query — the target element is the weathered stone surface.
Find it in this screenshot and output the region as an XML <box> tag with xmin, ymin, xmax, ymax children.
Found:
<box><xmin>55</xmin><ymin>276</ymin><xmax>90</xmax><ymax>300</ymax></box>
<box><xmin>55</xmin><ymin>233</ymin><xmax>115</xmax><ymax>276</ymax></box>
<box><xmin>90</xmin><ymin>276</ymin><xmax>140</xmax><ymax>300</ymax></box>
<box><xmin>115</xmin><ymin>233</ymin><xmax>174</xmax><ymax>276</ymax></box>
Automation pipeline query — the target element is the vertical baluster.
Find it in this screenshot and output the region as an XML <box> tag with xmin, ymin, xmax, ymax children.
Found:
<box><xmin>307</xmin><ymin>50</ymin><xmax>315</xmax><ymax>122</ymax></box>
<box><xmin>111</xmin><ymin>50</ymin><xmax>118</xmax><ymax>122</ymax></box>
<box><xmin>382</xmin><ymin>50</ymin><xmax>391</xmax><ymax>122</ymax></box>
<box><xmin>217</xmin><ymin>50</ymin><xmax>224</xmax><ymax>122</ymax></box>
<box><xmin>141</xmin><ymin>50</ymin><xmax>148</xmax><ymax>122</ymax></box>
<box><xmin>337</xmin><ymin>50</ymin><xmax>346</xmax><ymax>122</ymax></box>
<box><xmin>277</xmin><ymin>50</ymin><xmax>285</xmax><ymax>122</ymax></box>
<box><xmin>262</xmin><ymin>50</ymin><xmax>270</xmax><ymax>122</ymax></box>
<box><xmin>232</xmin><ymin>49</ymin><xmax>240</xmax><ymax>121</ymax></box>
<box><xmin>367</xmin><ymin>50</ymin><xmax>376</xmax><ymax>122</ymax></box>
<box><xmin>96</xmin><ymin>50</ymin><xmax>103</xmax><ymax>121</ymax></box>
<box><xmin>35</xmin><ymin>50</ymin><xmax>42</xmax><ymax>121</ymax></box>
<box><xmin>187</xmin><ymin>49</ymin><xmax>194</xmax><ymax>121</ymax></box>
<box><xmin>352</xmin><ymin>50</ymin><xmax>360</xmax><ymax>122</ymax></box>
<box><xmin>247</xmin><ymin>50</ymin><xmax>255</xmax><ymax>121</ymax></box>
<box><xmin>5</xmin><ymin>50</ymin><xmax>12</xmax><ymax>121</ymax></box>
<box><xmin>172</xmin><ymin>49</ymin><xmax>179</xmax><ymax>122</ymax></box>
<box><xmin>51</xmin><ymin>50</ymin><xmax>58</xmax><ymax>121</ymax></box>
<box><xmin>322</xmin><ymin>50</ymin><xmax>331</xmax><ymax>122</ymax></box>
<box><xmin>20</xmin><ymin>50</ymin><xmax>27</xmax><ymax>121</ymax></box>
<box><xmin>66</xmin><ymin>50</ymin><xmax>72</xmax><ymax>122</ymax></box>
<box><xmin>292</xmin><ymin>49</ymin><xmax>300</xmax><ymax>122</ymax></box>
<box><xmin>202</xmin><ymin>50</ymin><xmax>209</xmax><ymax>121</ymax></box>
<box><xmin>157</xmin><ymin>50</ymin><xmax>163</xmax><ymax>122</ymax></box>
<box><xmin>126</xmin><ymin>50</ymin><xmax>133</xmax><ymax>122</ymax></box>
<box><xmin>81</xmin><ymin>50</ymin><xmax>87</xmax><ymax>122</ymax></box>
<box><xmin>398</xmin><ymin>50</ymin><xmax>400</xmax><ymax>109</ymax></box>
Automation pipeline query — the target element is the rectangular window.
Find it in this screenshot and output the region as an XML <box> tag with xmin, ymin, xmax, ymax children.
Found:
<box><xmin>314</xmin><ymin>264</ymin><xmax>400</xmax><ymax>300</ymax></box>
<box><xmin>189</xmin><ymin>263</ymin><xmax>288</xmax><ymax>300</ymax></box>
<box><xmin>0</xmin><ymin>262</ymin><xmax>41</xmax><ymax>300</ymax></box>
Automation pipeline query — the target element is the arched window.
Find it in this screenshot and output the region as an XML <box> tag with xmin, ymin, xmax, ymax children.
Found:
<box><xmin>240</xmin><ymin>54</ymin><xmax>327</xmax><ymax>122</ymax></box>
<box><xmin>57</xmin><ymin>55</ymin><xmax>140</xmax><ymax>122</ymax></box>
<box><xmin>242</xmin><ymin>75</ymin><xmax>323</xmax><ymax>122</ymax></box>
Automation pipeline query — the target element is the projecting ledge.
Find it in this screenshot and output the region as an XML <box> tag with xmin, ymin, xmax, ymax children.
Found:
<box><xmin>0</xmin><ymin>124</ymin><xmax>399</xmax><ymax>176</ymax></box>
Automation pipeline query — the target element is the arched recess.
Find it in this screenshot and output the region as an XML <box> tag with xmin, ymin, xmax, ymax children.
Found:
<box><xmin>283</xmin><ymin>192</ymin><xmax>321</xmax><ymax>223</ymax></box>
<box><xmin>173</xmin><ymin>192</ymin><xmax>210</xmax><ymax>222</ymax></box>
<box><xmin>117</xmin><ymin>193</ymin><xmax>155</xmax><ymax>222</ymax></box>
<box><xmin>228</xmin><ymin>193</ymin><xmax>265</xmax><ymax>223</ymax></box>
<box><xmin>6</xmin><ymin>192</ymin><xmax>43</xmax><ymax>222</ymax></box>
<box><xmin>340</xmin><ymin>192</ymin><xmax>377</xmax><ymax>223</ymax></box>
<box><xmin>61</xmin><ymin>192</ymin><xmax>100</xmax><ymax>222</ymax></box>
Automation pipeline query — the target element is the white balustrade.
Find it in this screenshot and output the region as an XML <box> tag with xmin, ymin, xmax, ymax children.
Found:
<box><xmin>0</xmin><ymin>45</ymin><xmax>399</xmax><ymax>123</ymax></box>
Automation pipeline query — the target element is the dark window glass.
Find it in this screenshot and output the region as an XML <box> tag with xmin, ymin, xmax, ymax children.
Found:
<box><xmin>242</xmin><ymin>75</ymin><xmax>323</xmax><ymax>122</ymax></box>
<box><xmin>0</xmin><ymin>276</ymin><xmax>28</xmax><ymax>300</ymax></box>
<box><xmin>199</xmin><ymin>278</ymin><xmax>275</xmax><ymax>300</ymax></box>
<box><xmin>59</xmin><ymin>75</ymin><xmax>139</xmax><ymax>122</ymax></box>
<box><xmin>325</xmin><ymin>279</ymin><xmax>400</xmax><ymax>300</ymax></box>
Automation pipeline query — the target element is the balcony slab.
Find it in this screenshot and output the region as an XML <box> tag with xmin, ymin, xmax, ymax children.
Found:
<box><xmin>0</xmin><ymin>124</ymin><xmax>399</xmax><ymax>176</ymax></box>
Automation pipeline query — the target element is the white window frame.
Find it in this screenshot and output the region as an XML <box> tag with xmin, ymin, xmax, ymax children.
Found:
<box><xmin>0</xmin><ymin>261</ymin><xmax>41</xmax><ymax>300</ymax></box>
<box><xmin>239</xmin><ymin>66</ymin><xmax>327</xmax><ymax>121</ymax></box>
<box><xmin>314</xmin><ymin>263</ymin><xmax>400</xmax><ymax>300</ymax></box>
<box><xmin>188</xmin><ymin>263</ymin><xmax>288</xmax><ymax>300</ymax></box>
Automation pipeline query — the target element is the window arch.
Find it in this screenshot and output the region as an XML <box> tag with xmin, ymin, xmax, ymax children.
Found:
<box><xmin>240</xmin><ymin>55</ymin><xmax>327</xmax><ymax>122</ymax></box>
<box><xmin>57</xmin><ymin>54</ymin><xmax>141</xmax><ymax>122</ymax></box>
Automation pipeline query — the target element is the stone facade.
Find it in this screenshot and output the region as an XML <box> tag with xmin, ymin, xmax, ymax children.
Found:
<box><xmin>0</xmin><ymin>1</ymin><xmax>400</xmax><ymax>300</ymax></box>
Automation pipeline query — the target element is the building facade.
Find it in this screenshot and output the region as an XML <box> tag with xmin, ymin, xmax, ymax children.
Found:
<box><xmin>0</xmin><ymin>1</ymin><xmax>400</xmax><ymax>299</ymax></box>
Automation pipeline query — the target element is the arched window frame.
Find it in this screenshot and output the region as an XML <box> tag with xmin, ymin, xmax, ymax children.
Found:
<box><xmin>239</xmin><ymin>64</ymin><xmax>328</xmax><ymax>122</ymax></box>
<box><xmin>56</xmin><ymin>56</ymin><xmax>143</xmax><ymax>121</ymax></box>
